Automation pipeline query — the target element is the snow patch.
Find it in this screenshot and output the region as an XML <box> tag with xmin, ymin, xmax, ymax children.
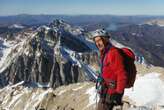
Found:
<box><xmin>62</xmin><ymin>47</ymin><xmax>82</xmax><ymax>67</ymax></box>
<box><xmin>0</xmin><ymin>40</ymin><xmax>15</xmax><ymax>69</ymax></box>
<box><xmin>58</xmin><ymin>90</ymin><xmax>67</xmax><ymax>95</ymax></box>
<box><xmin>125</xmin><ymin>73</ymin><xmax>164</xmax><ymax>107</ymax></box>
<box><xmin>10</xmin><ymin>81</ymin><xmax>24</xmax><ymax>88</ymax></box>
<box><xmin>85</xmin><ymin>87</ymin><xmax>99</xmax><ymax>107</ymax></box>
<box><xmin>9</xmin><ymin>24</ymin><xmax>25</xmax><ymax>29</ymax></box>
<box><xmin>27</xmin><ymin>88</ymin><xmax>53</xmax><ymax>109</ymax></box>
<box><xmin>72</xmin><ymin>85</ymin><xmax>85</xmax><ymax>91</ymax></box>
<box><xmin>42</xmin><ymin>25</ymin><xmax>51</xmax><ymax>30</ymax></box>
<box><xmin>36</xmin><ymin>51</ymin><xmax>41</xmax><ymax>57</ymax></box>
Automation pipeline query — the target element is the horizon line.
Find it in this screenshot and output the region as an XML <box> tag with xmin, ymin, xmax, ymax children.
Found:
<box><xmin>1</xmin><ymin>14</ymin><xmax>164</xmax><ymax>17</ymax></box>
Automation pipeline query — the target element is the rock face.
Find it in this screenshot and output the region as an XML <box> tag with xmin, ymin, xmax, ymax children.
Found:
<box><xmin>0</xmin><ymin>19</ymin><xmax>98</xmax><ymax>88</ymax></box>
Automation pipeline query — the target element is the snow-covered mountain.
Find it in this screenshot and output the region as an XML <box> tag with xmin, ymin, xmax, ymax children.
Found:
<box><xmin>0</xmin><ymin>19</ymin><xmax>154</xmax><ymax>88</ymax></box>
<box><xmin>0</xmin><ymin>19</ymin><xmax>99</xmax><ymax>88</ymax></box>
<box><xmin>145</xmin><ymin>19</ymin><xmax>164</xmax><ymax>27</ymax></box>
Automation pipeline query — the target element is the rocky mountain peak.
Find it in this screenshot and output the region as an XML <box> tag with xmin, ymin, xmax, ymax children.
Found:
<box><xmin>0</xmin><ymin>19</ymin><xmax>98</xmax><ymax>88</ymax></box>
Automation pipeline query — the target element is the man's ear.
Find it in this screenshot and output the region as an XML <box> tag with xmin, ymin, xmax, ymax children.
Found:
<box><xmin>93</xmin><ymin>38</ymin><xmax>96</xmax><ymax>42</ymax></box>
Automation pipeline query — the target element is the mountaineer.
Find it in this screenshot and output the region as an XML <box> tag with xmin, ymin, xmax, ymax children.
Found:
<box><xmin>90</xmin><ymin>29</ymin><xmax>136</xmax><ymax>110</ymax></box>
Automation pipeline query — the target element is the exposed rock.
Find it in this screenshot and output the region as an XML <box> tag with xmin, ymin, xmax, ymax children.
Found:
<box><xmin>0</xmin><ymin>82</ymin><xmax>94</xmax><ymax>110</ymax></box>
<box><xmin>1</xmin><ymin>81</ymin><xmax>164</xmax><ymax>110</ymax></box>
<box><xmin>0</xmin><ymin>20</ymin><xmax>98</xmax><ymax>88</ymax></box>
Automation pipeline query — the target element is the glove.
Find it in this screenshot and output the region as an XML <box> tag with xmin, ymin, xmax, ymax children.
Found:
<box><xmin>96</xmin><ymin>75</ymin><xmax>104</xmax><ymax>93</ymax></box>
<box><xmin>110</xmin><ymin>93</ymin><xmax>123</xmax><ymax>105</ymax></box>
<box><xmin>97</xmin><ymin>75</ymin><xmax>103</xmax><ymax>83</ymax></box>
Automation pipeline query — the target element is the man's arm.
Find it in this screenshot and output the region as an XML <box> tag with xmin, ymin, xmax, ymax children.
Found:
<box><xmin>110</xmin><ymin>48</ymin><xmax>127</xmax><ymax>93</ymax></box>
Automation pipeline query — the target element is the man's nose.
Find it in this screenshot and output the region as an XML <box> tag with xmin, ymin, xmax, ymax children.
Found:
<box><xmin>97</xmin><ymin>43</ymin><xmax>101</xmax><ymax>47</ymax></box>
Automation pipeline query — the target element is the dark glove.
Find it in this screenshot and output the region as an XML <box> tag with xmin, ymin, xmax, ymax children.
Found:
<box><xmin>110</xmin><ymin>93</ymin><xmax>123</xmax><ymax>105</ymax></box>
<box><xmin>97</xmin><ymin>75</ymin><xmax>103</xmax><ymax>83</ymax></box>
<box><xmin>96</xmin><ymin>75</ymin><xmax>105</xmax><ymax>95</ymax></box>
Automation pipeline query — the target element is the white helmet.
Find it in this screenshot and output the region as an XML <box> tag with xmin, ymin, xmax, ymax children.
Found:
<box><xmin>90</xmin><ymin>29</ymin><xmax>111</xmax><ymax>39</ymax></box>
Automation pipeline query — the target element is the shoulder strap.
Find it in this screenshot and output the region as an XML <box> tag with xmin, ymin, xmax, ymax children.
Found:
<box><xmin>100</xmin><ymin>46</ymin><xmax>116</xmax><ymax>74</ymax></box>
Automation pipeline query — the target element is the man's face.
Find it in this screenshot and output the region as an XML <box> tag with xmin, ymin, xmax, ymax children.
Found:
<box><xmin>94</xmin><ymin>36</ymin><xmax>106</xmax><ymax>51</ymax></box>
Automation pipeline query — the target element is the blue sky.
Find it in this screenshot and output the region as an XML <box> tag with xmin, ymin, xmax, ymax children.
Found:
<box><xmin>0</xmin><ymin>0</ymin><xmax>164</xmax><ymax>16</ymax></box>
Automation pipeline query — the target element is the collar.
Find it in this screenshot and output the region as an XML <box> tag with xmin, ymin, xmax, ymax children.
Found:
<box><xmin>103</xmin><ymin>43</ymin><xmax>112</xmax><ymax>55</ymax></box>
<box><xmin>100</xmin><ymin>43</ymin><xmax>112</xmax><ymax>60</ymax></box>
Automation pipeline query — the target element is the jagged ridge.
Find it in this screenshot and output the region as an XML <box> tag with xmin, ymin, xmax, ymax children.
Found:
<box><xmin>0</xmin><ymin>19</ymin><xmax>98</xmax><ymax>88</ymax></box>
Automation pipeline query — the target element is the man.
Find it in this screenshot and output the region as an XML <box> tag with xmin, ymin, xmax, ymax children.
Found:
<box><xmin>90</xmin><ymin>29</ymin><xmax>127</xmax><ymax>110</ymax></box>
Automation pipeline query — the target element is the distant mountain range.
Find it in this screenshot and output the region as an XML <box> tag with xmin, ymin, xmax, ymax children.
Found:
<box><xmin>145</xmin><ymin>19</ymin><xmax>164</xmax><ymax>26</ymax></box>
<box><xmin>110</xmin><ymin>24</ymin><xmax>164</xmax><ymax>67</ymax></box>
<box><xmin>1</xmin><ymin>16</ymin><xmax>164</xmax><ymax>67</ymax></box>
<box><xmin>1</xmin><ymin>14</ymin><xmax>164</xmax><ymax>26</ymax></box>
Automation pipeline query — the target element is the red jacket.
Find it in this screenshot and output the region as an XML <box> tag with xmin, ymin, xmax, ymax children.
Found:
<box><xmin>101</xmin><ymin>46</ymin><xmax>127</xmax><ymax>95</ymax></box>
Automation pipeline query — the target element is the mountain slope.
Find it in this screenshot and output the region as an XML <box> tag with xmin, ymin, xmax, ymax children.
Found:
<box><xmin>0</xmin><ymin>19</ymin><xmax>98</xmax><ymax>88</ymax></box>
<box><xmin>111</xmin><ymin>24</ymin><xmax>164</xmax><ymax>67</ymax></box>
<box><xmin>1</xmin><ymin>71</ymin><xmax>164</xmax><ymax>110</ymax></box>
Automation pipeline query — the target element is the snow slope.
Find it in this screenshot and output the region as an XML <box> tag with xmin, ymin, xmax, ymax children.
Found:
<box><xmin>0</xmin><ymin>40</ymin><xmax>15</xmax><ymax>69</ymax></box>
<box><xmin>9</xmin><ymin>24</ymin><xmax>25</xmax><ymax>29</ymax></box>
<box><xmin>125</xmin><ymin>73</ymin><xmax>164</xmax><ymax>107</ymax></box>
<box><xmin>0</xmin><ymin>38</ymin><xmax>27</xmax><ymax>73</ymax></box>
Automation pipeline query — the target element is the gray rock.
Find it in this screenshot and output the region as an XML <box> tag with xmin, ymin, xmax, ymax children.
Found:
<box><xmin>0</xmin><ymin>20</ymin><xmax>99</xmax><ymax>88</ymax></box>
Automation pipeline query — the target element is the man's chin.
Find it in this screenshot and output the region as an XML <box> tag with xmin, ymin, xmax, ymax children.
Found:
<box><xmin>98</xmin><ymin>48</ymin><xmax>104</xmax><ymax>52</ymax></box>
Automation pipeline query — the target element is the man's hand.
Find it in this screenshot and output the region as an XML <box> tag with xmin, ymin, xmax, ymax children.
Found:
<box><xmin>110</xmin><ymin>93</ymin><xmax>123</xmax><ymax>105</ymax></box>
<box><xmin>97</xmin><ymin>75</ymin><xmax>103</xmax><ymax>83</ymax></box>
